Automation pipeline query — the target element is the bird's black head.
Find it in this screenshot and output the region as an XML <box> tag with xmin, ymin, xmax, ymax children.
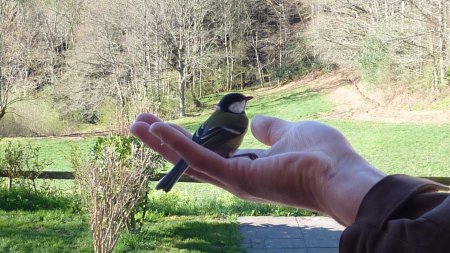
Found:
<box><xmin>217</xmin><ymin>93</ymin><xmax>253</xmax><ymax>114</ymax></box>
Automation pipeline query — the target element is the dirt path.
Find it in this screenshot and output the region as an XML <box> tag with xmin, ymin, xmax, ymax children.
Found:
<box><xmin>327</xmin><ymin>85</ymin><xmax>450</xmax><ymax>124</ymax></box>
<box><xmin>14</xmin><ymin>130</ymin><xmax>109</xmax><ymax>140</ymax></box>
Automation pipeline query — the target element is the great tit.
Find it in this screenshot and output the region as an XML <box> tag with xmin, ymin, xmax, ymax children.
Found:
<box><xmin>156</xmin><ymin>93</ymin><xmax>254</xmax><ymax>192</ymax></box>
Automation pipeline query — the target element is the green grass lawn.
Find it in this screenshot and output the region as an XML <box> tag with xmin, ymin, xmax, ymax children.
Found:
<box><xmin>330</xmin><ymin>120</ymin><xmax>450</xmax><ymax>176</ymax></box>
<box><xmin>115</xmin><ymin>215</ymin><xmax>244</xmax><ymax>253</ymax></box>
<box><xmin>0</xmin><ymin>181</ymin><xmax>312</xmax><ymax>252</ymax></box>
<box><xmin>0</xmin><ymin>209</ymin><xmax>243</xmax><ymax>253</ymax></box>
<box><xmin>148</xmin><ymin>182</ymin><xmax>313</xmax><ymax>217</ymax></box>
<box><xmin>0</xmin><ymin>210</ymin><xmax>91</xmax><ymax>253</ymax></box>
<box><xmin>0</xmin><ymin>188</ymin><xmax>256</xmax><ymax>253</ymax></box>
<box><xmin>0</xmin><ymin>137</ymin><xmax>96</xmax><ymax>171</ymax></box>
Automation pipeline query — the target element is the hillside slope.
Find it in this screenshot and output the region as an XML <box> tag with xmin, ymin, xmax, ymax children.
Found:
<box><xmin>263</xmin><ymin>70</ymin><xmax>450</xmax><ymax>124</ymax></box>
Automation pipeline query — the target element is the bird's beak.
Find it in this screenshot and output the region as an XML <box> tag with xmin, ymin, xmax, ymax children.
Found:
<box><xmin>245</xmin><ymin>96</ymin><xmax>254</xmax><ymax>101</ymax></box>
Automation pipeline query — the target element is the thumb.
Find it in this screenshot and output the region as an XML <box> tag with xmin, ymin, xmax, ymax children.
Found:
<box><xmin>251</xmin><ymin>115</ymin><xmax>291</xmax><ymax>146</ymax></box>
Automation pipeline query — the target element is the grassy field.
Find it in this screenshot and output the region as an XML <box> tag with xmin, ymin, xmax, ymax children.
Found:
<box><xmin>0</xmin><ymin>137</ymin><xmax>97</xmax><ymax>172</ymax></box>
<box><xmin>331</xmin><ymin>120</ymin><xmax>450</xmax><ymax>176</ymax></box>
<box><xmin>0</xmin><ymin>209</ymin><xmax>91</xmax><ymax>253</ymax></box>
<box><xmin>2</xmin><ymin>86</ymin><xmax>448</xmax><ymax>176</ymax></box>
<box><xmin>0</xmin><ymin>209</ymin><xmax>244</xmax><ymax>253</ymax></box>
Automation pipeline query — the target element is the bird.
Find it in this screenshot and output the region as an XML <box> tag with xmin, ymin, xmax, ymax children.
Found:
<box><xmin>156</xmin><ymin>93</ymin><xmax>255</xmax><ymax>192</ymax></box>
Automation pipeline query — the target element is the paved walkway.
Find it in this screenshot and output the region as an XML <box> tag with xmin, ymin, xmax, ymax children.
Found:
<box><xmin>238</xmin><ymin>216</ymin><xmax>345</xmax><ymax>253</ymax></box>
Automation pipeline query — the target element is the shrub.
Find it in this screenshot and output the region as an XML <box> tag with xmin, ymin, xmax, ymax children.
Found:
<box><xmin>269</xmin><ymin>53</ymin><xmax>326</xmax><ymax>83</ymax></box>
<box><xmin>356</xmin><ymin>36</ymin><xmax>390</xmax><ymax>85</ymax></box>
<box><xmin>75</xmin><ymin>135</ymin><xmax>163</xmax><ymax>253</ymax></box>
<box><xmin>0</xmin><ymin>141</ymin><xmax>52</xmax><ymax>193</ymax></box>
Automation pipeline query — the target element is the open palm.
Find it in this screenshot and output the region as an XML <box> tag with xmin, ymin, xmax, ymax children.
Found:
<box><xmin>130</xmin><ymin>113</ymin><xmax>384</xmax><ymax>226</ymax></box>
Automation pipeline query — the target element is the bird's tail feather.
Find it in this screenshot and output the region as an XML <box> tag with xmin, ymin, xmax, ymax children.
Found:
<box><xmin>156</xmin><ymin>160</ymin><xmax>188</xmax><ymax>192</ymax></box>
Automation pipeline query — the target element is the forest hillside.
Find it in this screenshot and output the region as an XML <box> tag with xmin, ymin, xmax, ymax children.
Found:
<box><xmin>1</xmin><ymin>0</ymin><xmax>449</xmax><ymax>137</ymax></box>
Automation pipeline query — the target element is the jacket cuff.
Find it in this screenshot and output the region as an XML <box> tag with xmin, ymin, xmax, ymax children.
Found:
<box><xmin>354</xmin><ymin>174</ymin><xmax>448</xmax><ymax>228</ymax></box>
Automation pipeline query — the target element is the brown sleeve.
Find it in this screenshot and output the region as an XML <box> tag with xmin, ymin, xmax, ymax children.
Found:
<box><xmin>339</xmin><ymin>174</ymin><xmax>450</xmax><ymax>253</ymax></box>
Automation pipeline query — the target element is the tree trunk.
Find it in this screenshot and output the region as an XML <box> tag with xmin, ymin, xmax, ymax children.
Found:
<box><xmin>225</xmin><ymin>34</ymin><xmax>231</xmax><ymax>91</ymax></box>
<box><xmin>32</xmin><ymin>179</ymin><xmax>37</xmax><ymax>194</ymax></box>
<box><xmin>278</xmin><ymin>13</ymin><xmax>282</xmax><ymax>87</ymax></box>
<box><xmin>127</xmin><ymin>212</ymin><xmax>136</xmax><ymax>232</ymax></box>
<box><xmin>0</xmin><ymin>108</ymin><xmax>6</xmax><ymax>121</ymax></box>
<box><xmin>432</xmin><ymin>64</ymin><xmax>439</xmax><ymax>92</ymax></box>
<box><xmin>178</xmin><ymin>71</ymin><xmax>185</xmax><ymax>116</ymax></box>
<box><xmin>229</xmin><ymin>36</ymin><xmax>234</xmax><ymax>90</ymax></box>
<box><xmin>438</xmin><ymin>0</ymin><xmax>447</xmax><ymax>85</ymax></box>
<box><xmin>154</xmin><ymin>23</ymin><xmax>162</xmax><ymax>101</ymax></box>
<box><xmin>190</xmin><ymin>74</ymin><xmax>202</xmax><ymax>108</ymax></box>
<box><xmin>252</xmin><ymin>32</ymin><xmax>264</xmax><ymax>88</ymax></box>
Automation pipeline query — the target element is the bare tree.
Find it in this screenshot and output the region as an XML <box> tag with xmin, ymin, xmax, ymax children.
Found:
<box><xmin>0</xmin><ymin>0</ymin><xmax>83</xmax><ymax>123</ymax></box>
<box><xmin>0</xmin><ymin>0</ymin><xmax>32</xmax><ymax>120</ymax></box>
<box><xmin>407</xmin><ymin>0</ymin><xmax>449</xmax><ymax>89</ymax></box>
<box><xmin>154</xmin><ymin>0</ymin><xmax>214</xmax><ymax>116</ymax></box>
<box><xmin>305</xmin><ymin>0</ymin><xmax>450</xmax><ymax>91</ymax></box>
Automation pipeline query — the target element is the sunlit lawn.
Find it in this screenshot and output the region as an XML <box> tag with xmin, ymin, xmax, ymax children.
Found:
<box><xmin>331</xmin><ymin>120</ymin><xmax>450</xmax><ymax>176</ymax></box>
<box><xmin>0</xmin><ymin>137</ymin><xmax>96</xmax><ymax>172</ymax></box>
<box><xmin>0</xmin><ymin>209</ymin><xmax>244</xmax><ymax>253</ymax></box>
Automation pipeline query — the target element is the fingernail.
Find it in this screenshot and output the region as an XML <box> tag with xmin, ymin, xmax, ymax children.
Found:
<box><xmin>148</xmin><ymin>124</ymin><xmax>159</xmax><ymax>135</ymax></box>
<box><xmin>253</xmin><ymin>114</ymin><xmax>265</xmax><ymax>120</ymax></box>
<box><xmin>252</xmin><ymin>114</ymin><xmax>265</xmax><ymax>124</ymax></box>
<box><xmin>148</xmin><ymin>124</ymin><xmax>166</xmax><ymax>146</ymax></box>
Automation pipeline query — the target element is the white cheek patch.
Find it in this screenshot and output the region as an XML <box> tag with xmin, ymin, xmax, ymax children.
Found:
<box><xmin>228</xmin><ymin>101</ymin><xmax>246</xmax><ymax>113</ymax></box>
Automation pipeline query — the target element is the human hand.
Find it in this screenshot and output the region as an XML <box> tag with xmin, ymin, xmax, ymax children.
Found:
<box><xmin>130</xmin><ymin>114</ymin><xmax>385</xmax><ymax>226</ymax></box>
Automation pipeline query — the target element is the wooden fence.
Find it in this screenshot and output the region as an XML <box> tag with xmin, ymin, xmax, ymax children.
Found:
<box><xmin>0</xmin><ymin>170</ymin><xmax>449</xmax><ymax>185</ymax></box>
<box><xmin>0</xmin><ymin>170</ymin><xmax>198</xmax><ymax>182</ymax></box>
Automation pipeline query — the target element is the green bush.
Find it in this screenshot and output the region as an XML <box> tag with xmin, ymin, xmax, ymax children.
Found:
<box><xmin>269</xmin><ymin>54</ymin><xmax>327</xmax><ymax>83</ymax></box>
<box><xmin>0</xmin><ymin>113</ymin><xmax>34</xmax><ymax>137</ymax></box>
<box><xmin>270</xmin><ymin>65</ymin><xmax>297</xmax><ymax>81</ymax></box>
<box><xmin>0</xmin><ymin>141</ymin><xmax>52</xmax><ymax>192</ymax></box>
<box><xmin>62</xmin><ymin>106</ymin><xmax>100</xmax><ymax>125</ymax></box>
<box><xmin>91</xmin><ymin>135</ymin><xmax>148</xmax><ymax>163</ymax></box>
<box><xmin>356</xmin><ymin>37</ymin><xmax>390</xmax><ymax>85</ymax></box>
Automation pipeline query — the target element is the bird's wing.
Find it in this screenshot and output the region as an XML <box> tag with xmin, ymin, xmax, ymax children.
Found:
<box><xmin>192</xmin><ymin>123</ymin><xmax>246</xmax><ymax>151</ymax></box>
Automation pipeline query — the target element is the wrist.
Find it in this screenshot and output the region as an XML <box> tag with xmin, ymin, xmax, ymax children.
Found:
<box><xmin>319</xmin><ymin>155</ymin><xmax>386</xmax><ymax>226</ymax></box>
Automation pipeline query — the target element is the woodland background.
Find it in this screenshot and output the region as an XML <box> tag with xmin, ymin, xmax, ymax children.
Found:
<box><xmin>1</xmin><ymin>0</ymin><xmax>449</xmax><ymax>136</ymax></box>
